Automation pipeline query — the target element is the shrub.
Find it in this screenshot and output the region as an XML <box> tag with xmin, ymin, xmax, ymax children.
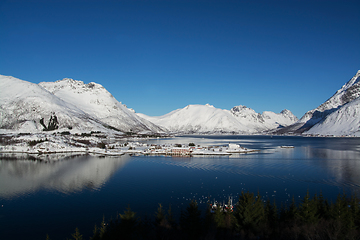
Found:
<box><xmin>97</xmin><ymin>142</ymin><xmax>106</xmax><ymax>149</ymax></box>
<box><xmin>28</xmin><ymin>139</ymin><xmax>45</xmax><ymax>147</ymax></box>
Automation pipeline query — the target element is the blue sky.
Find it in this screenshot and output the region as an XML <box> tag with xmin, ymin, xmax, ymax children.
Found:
<box><xmin>1</xmin><ymin>0</ymin><xmax>359</xmax><ymax>118</ymax></box>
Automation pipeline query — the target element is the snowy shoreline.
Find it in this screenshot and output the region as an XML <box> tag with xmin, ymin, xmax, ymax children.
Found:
<box><xmin>0</xmin><ymin>133</ymin><xmax>260</xmax><ymax>159</ymax></box>
<box><xmin>2</xmin><ymin>130</ymin><xmax>356</xmax><ymax>161</ymax></box>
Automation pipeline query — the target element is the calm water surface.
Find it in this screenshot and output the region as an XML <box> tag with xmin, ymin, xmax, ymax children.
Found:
<box><xmin>1</xmin><ymin>135</ymin><xmax>360</xmax><ymax>240</ymax></box>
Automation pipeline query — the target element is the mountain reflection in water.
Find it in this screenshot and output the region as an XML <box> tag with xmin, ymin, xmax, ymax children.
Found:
<box><xmin>0</xmin><ymin>154</ymin><xmax>131</xmax><ymax>198</ymax></box>
<box><xmin>304</xmin><ymin>147</ymin><xmax>360</xmax><ymax>188</ymax></box>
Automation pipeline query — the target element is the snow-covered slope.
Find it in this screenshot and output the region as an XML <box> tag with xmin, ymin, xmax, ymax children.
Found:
<box><xmin>138</xmin><ymin>104</ymin><xmax>251</xmax><ymax>134</ymax></box>
<box><xmin>39</xmin><ymin>78</ymin><xmax>164</xmax><ymax>133</ymax></box>
<box><xmin>230</xmin><ymin>106</ymin><xmax>298</xmax><ymax>132</ymax></box>
<box><xmin>305</xmin><ymin>97</ymin><xmax>360</xmax><ymax>136</ymax></box>
<box><xmin>138</xmin><ymin>104</ymin><xmax>298</xmax><ymax>134</ymax></box>
<box><xmin>300</xmin><ymin>70</ymin><xmax>360</xmax><ymax>130</ymax></box>
<box><xmin>0</xmin><ymin>75</ymin><xmax>111</xmax><ymax>133</ymax></box>
<box><xmin>273</xmin><ymin>70</ymin><xmax>360</xmax><ymax>135</ymax></box>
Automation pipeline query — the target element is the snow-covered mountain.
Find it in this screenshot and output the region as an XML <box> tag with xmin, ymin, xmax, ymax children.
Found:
<box><xmin>275</xmin><ymin>70</ymin><xmax>360</xmax><ymax>136</ymax></box>
<box><xmin>138</xmin><ymin>104</ymin><xmax>251</xmax><ymax>134</ymax></box>
<box><xmin>305</xmin><ymin>97</ymin><xmax>360</xmax><ymax>136</ymax></box>
<box><xmin>230</xmin><ymin>106</ymin><xmax>298</xmax><ymax>132</ymax></box>
<box><xmin>39</xmin><ymin>78</ymin><xmax>164</xmax><ymax>133</ymax></box>
<box><xmin>7</xmin><ymin>70</ymin><xmax>358</xmax><ymax>137</ymax></box>
<box><xmin>138</xmin><ymin>104</ymin><xmax>298</xmax><ymax>134</ymax></box>
<box><xmin>300</xmin><ymin>70</ymin><xmax>360</xmax><ymax>127</ymax></box>
<box><xmin>0</xmin><ymin>75</ymin><xmax>164</xmax><ymax>134</ymax></box>
<box><xmin>0</xmin><ymin>75</ymin><xmax>111</xmax><ymax>133</ymax></box>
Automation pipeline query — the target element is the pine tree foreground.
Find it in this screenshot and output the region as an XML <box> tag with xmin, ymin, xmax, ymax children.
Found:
<box><xmin>53</xmin><ymin>191</ymin><xmax>360</xmax><ymax>240</ymax></box>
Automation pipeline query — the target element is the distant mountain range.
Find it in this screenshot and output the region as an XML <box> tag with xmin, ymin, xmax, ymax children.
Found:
<box><xmin>138</xmin><ymin>104</ymin><xmax>297</xmax><ymax>134</ymax></box>
<box><xmin>1</xmin><ymin>70</ymin><xmax>359</xmax><ymax>136</ymax></box>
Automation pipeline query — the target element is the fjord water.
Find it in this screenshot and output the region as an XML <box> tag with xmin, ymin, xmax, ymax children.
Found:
<box><xmin>1</xmin><ymin>135</ymin><xmax>360</xmax><ymax>240</ymax></box>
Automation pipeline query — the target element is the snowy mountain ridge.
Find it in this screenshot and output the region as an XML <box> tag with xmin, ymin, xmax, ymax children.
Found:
<box><xmin>39</xmin><ymin>78</ymin><xmax>164</xmax><ymax>133</ymax></box>
<box><xmin>275</xmin><ymin>70</ymin><xmax>360</xmax><ymax>136</ymax></box>
<box><xmin>299</xmin><ymin>70</ymin><xmax>360</xmax><ymax>126</ymax></box>
<box><xmin>0</xmin><ymin>75</ymin><xmax>110</xmax><ymax>133</ymax></box>
<box><xmin>305</xmin><ymin>97</ymin><xmax>360</xmax><ymax>136</ymax></box>
<box><xmin>2</xmin><ymin>70</ymin><xmax>358</xmax><ymax>136</ymax></box>
<box><xmin>0</xmin><ymin>75</ymin><xmax>165</xmax><ymax>134</ymax></box>
<box><xmin>138</xmin><ymin>104</ymin><xmax>298</xmax><ymax>134</ymax></box>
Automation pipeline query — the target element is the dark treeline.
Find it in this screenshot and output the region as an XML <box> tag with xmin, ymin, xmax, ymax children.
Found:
<box><xmin>57</xmin><ymin>191</ymin><xmax>360</xmax><ymax>240</ymax></box>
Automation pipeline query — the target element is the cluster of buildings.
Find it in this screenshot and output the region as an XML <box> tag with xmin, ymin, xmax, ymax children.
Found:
<box><xmin>142</xmin><ymin>143</ymin><xmax>255</xmax><ymax>156</ymax></box>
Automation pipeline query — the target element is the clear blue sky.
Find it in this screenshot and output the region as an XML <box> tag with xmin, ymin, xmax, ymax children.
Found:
<box><xmin>1</xmin><ymin>0</ymin><xmax>359</xmax><ymax>118</ymax></box>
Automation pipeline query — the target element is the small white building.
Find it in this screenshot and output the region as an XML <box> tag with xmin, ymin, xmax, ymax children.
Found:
<box><xmin>228</xmin><ymin>143</ymin><xmax>240</xmax><ymax>149</ymax></box>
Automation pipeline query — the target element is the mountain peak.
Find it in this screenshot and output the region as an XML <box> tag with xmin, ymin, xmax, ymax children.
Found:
<box><xmin>53</xmin><ymin>78</ymin><xmax>104</xmax><ymax>91</ymax></box>
<box><xmin>274</xmin><ymin>70</ymin><xmax>360</xmax><ymax>135</ymax></box>
<box><xmin>205</xmin><ymin>103</ymin><xmax>214</xmax><ymax>107</ymax></box>
<box><xmin>299</xmin><ymin>70</ymin><xmax>360</xmax><ymax>125</ymax></box>
<box><xmin>38</xmin><ymin>78</ymin><xmax>165</xmax><ymax>133</ymax></box>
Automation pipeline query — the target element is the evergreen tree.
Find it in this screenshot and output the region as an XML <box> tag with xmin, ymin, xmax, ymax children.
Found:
<box><xmin>167</xmin><ymin>204</ymin><xmax>176</xmax><ymax>229</ymax></box>
<box><xmin>213</xmin><ymin>204</ymin><xmax>225</xmax><ymax>229</ymax></box>
<box><xmin>298</xmin><ymin>190</ymin><xmax>319</xmax><ymax>224</ymax></box>
<box><xmin>316</xmin><ymin>191</ymin><xmax>330</xmax><ymax>219</ymax></box>
<box><xmin>154</xmin><ymin>203</ymin><xmax>168</xmax><ymax>239</ymax></box>
<box><xmin>330</xmin><ymin>193</ymin><xmax>356</xmax><ymax>236</ymax></box>
<box><xmin>265</xmin><ymin>198</ymin><xmax>278</xmax><ymax>229</ymax></box>
<box><xmin>350</xmin><ymin>194</ymin><xmax>360</xmax><ymax>229</ymax></box>
<box><xmin>119</xmin><ymin>205</ymin><xmax>138</xmax><ymax>229</ymax></box>
<box><xmin>90</xmin><ymin>224</ymin><xmax>100</xmax><ymax>240</ymax></box>
<box><xmin>331</xmin><ymin>194</ymin><xmax>349</xmax><ymax>222</ymax></box>
<box><xmin>286</xmin><ymin>195</ymin><xmax>298</xmax><ymax>221</ymax></box>
<box><xmin>234</xmin><ymin>191</ymin><xmax>265</xmax><ymax>236</ymax></box>
<box><xmin>70</xmin><ymin>228</ymin><xmax>83</xmax><ymax>240</ymax></box>
<box><xmin>203</xmin><ymin>201</ymin><xmax>214</xmax><ymax>233</ymax></box>
<box><xmin>99</xmin><ymin>216</ymin><xmax>107</xmax><ymax>239</ymax></box>
<box><xmin>108</xmin><ymin>206</ymin><xmax>139</xmax><ymax>239</ymax></box>
<box><xmin>180</xmin><ymin>200</ymin><xmax>203</xmax><ymax>239</ymax></box>
<box><xmin>155</xmin><ymin>203</ymin><xmax>166</xmax><ymax>226</ymax></box>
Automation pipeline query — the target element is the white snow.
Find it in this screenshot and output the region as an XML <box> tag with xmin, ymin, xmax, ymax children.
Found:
<box><xmin>39</xmin><ymin>78</ymin><xmax>165</xmax><ymax>133</ymax></box>
<box><xmin>2</xmin><ymin>70</ymin><xmax>358</xmax><ymax>138</ymax></box>
<box><xmin>138</xmin><ymin>104</ymin><xmax>298</xmax><ymax>134</ymax></box>
<box><xmin>299</xmin><ymin>70</ymin><xmax>360</xmax><ymax>125</ymax></box>
<box><xmin>305</xmin><ymin>97</ymin><xmax>360</xmax><ymax>137</ymax></box>
<box><xmin>278</xmin><ymin>70</ymin><xmax>360</xmax><ymax>136</ymax></box>
<box><xmin>0</xmin><ymin>75</ymin><xmax>109</xmax><ymax>133</ymax></box>
<box><xmin>231</xmin><ymin>106</ymin><xmax>298</xmax><ymax>132</ymax></box>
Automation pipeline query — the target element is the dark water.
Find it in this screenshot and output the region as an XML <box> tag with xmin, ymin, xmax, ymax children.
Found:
<box><xmin>1</xmin><ymin>135</ymin><xmax>360</xmax><ymax>240</ymax></box>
